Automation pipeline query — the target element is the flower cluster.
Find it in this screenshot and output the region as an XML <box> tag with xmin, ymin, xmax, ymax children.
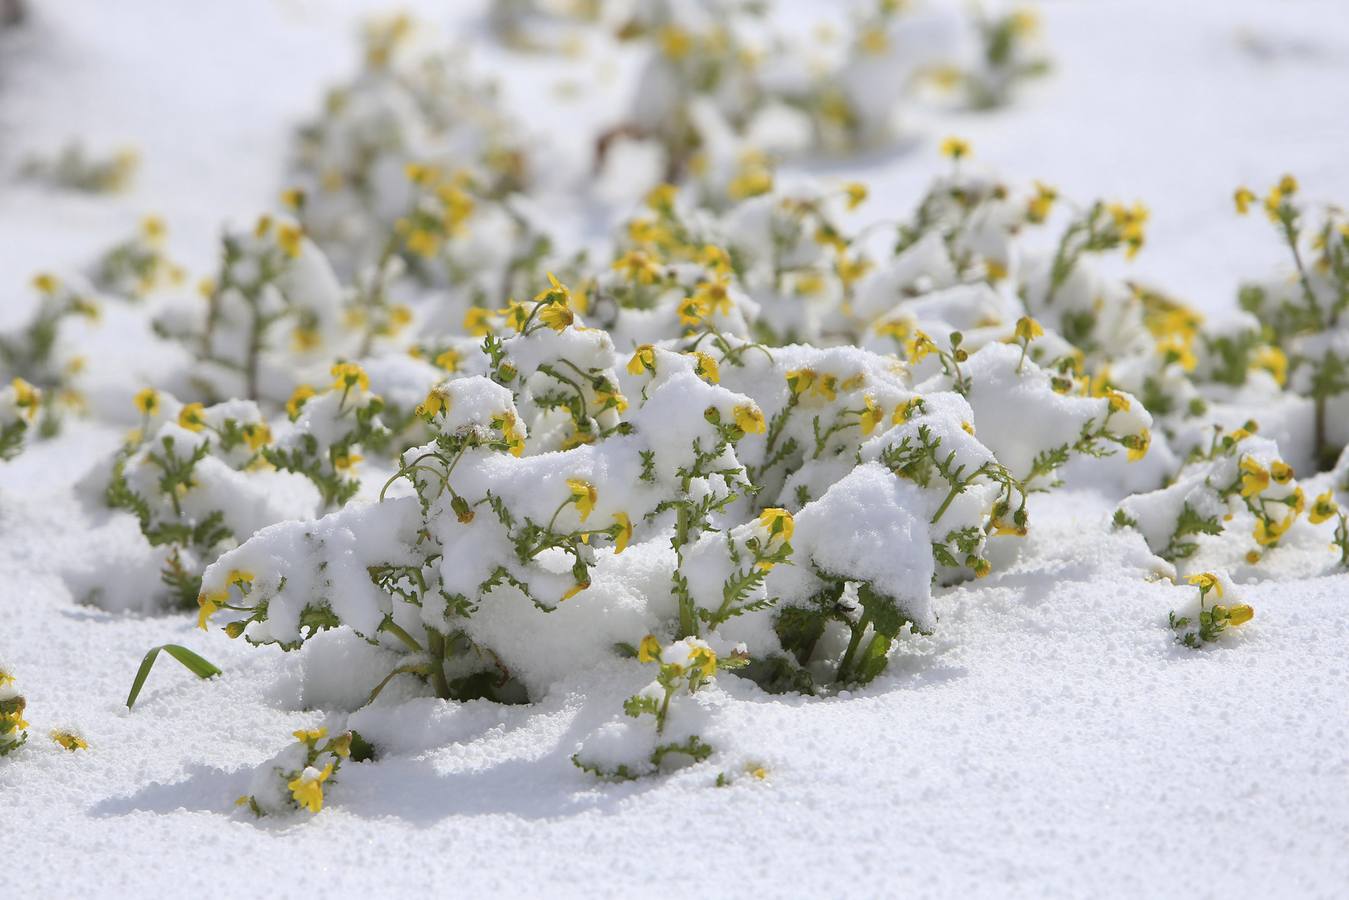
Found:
<box><xmin>1169</xmin><ymin>571</ymin><xmax>1254</xmax><ymax>648</ymax></box>
<box><xmin>237</xmin><ymin>726</ymin><xmax>361</xmax><ymax>817</ymax></box>
<box><xmin>0</xmin><ymin>378</ymin><xmax>41</xmax><ymax>461</ymax></box>
<box><xmin>0</xmin><ymin>666</ymin><xmax>27</xmax><ymax>757</ymax></box>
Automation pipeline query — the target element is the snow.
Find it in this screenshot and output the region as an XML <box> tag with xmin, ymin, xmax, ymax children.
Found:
<box><xmin>4</xmin><ymin>0</ymin><xmax>1349</xmax><ymax>896</ymax></box>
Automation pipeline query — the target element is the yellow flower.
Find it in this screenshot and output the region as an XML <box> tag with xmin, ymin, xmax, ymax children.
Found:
<box><xmin>288</xmin><ymin>763</ymin><xmax>334</xmax><ymax>814</ymax></box>
<box><xmin>0</xmin><ymin>669</ymin><xmax>12</xmax><ymax>688</ymax></box>
<box><xmin>906</xmin><ymin>331</ymin><xmax>937</xmax><ymax>363</ymax></box>
<box><xmin>1014</xmin><ymin>316</ymin><xmax>1044</xmax><ymax>343</ymax></box>
<box><xmin>415</xmin><ymin>386</ymin><xmax>450</xmax><ymax>419</ymax></box>
<box><xmin>693</xmin><ymin>279</ymin><xmax>732</xmax><ymax>316</ymax></box>
<box><xmin>892</xmin><ymin>398</ymin><xmax>923</xmax><ymax>424</ymax></box>
<box><xmin>1105</xmin><ymin>390</ymin><xmax>1130</xmax><ymax>413</ymax></box>
<box><xmin>1253</xmin><ymin>515</ymin><xmax>1289</xmax><ymax>547</ymax></box>
<box><xmin>1270</xmin><ymin>460</ymin><xmax>1294</xmax><ymax>485</ymax></box>
<box><xmin>32</xmin><ymin>272</ymin><xmax>59</xmax><ymax>295</ymax></box>
<box><xmin>496</xmin><ymin>411</ymin><xmax>525</xmax><ymax>457</ymax></box>
<box><xmin>533</xmin><ymin>272</ymin><xmax>571</xmax><ymax>307</ymax></box>
<box><xmin>613</xmin><ymin>512</ymin><xmax>633</xmax><ymax>554</ymax></box>
<box><xmin>1225</xmin><ymin>604</ymin><xmax>1255</xmax><ymax>627</ymax></box>
<box><xmin>627</xmin><ymin>344</ymin><xmax>656</xmax><ymax>377</ymax></box>
<box><xmin>1186</xmin><ymin>572</ymin><xmax>1222</xmax><ymax>597</ymax></box>
<box><xmin>612</xmin><ymin>249</ymin><xmax>662</xmax><ymax>285</ymax></box>
<box><xmin>1124</xmin><ymin>428</ymin><xmax>1150</xmax><ymax>462</ymax></box>
<box><xmin>1253</xmin><ymin>346</ymin><xmax>1287</xmax><ymax>386</ymax></box>
<box><xmin>939</xmin><ymin>136</ymin><xmax>971</xmax><ymax>160</ymax></box>
<box><xmin>1157</xmin><ymin>334</ymin><xmax>1196</xmax><ymax>372</ymax></box>
<box><xmin>51</xmin><ymin>731</ymin><xmax>89</xmax><ymax>752</ymax></box>
<box><xmin>178</xmin><ymin>402</ymin><xmax>206</xmax><ymax>432</ymax></box>
<box><xmin>133</xmin><ymin>388</ymin><xmax>160</xmax><ymax>417</ymax></box>
<box><xmin>688</xmin><ymin>645</ymin><xmax>717</xmax><ymax>679</ymax></box>
<box><xmin>567</xmin><ymin>478</ymin><xmax>597</xmax><ymax>522</ymax></box>
<box><xmin>10</xmin><ymin>378</ymin><xmax>41</xmax><ymax>421</ymax></box>
<box><xmin>1309</xmin><ymin>491</ymin><xmax>1339</xmax><ymax>525</ymax></box>
<box><xmin>758</xmin><ymin>507</ymin><xmax>794</xmax><ymax>544</ymax></box>
<box><xmin>690</xmin><ymin>351</ymin><xmax>720</xmax><ymax>384</ymax></box>
<box><xmin>292</xmin><ymin>327</ymin><xmax>322</xmax><ymax>353</ymax></box>
<box><xmin>1239</xmin><ymin>457</ymin><xmax>1269</xmax><ymax>497</ymax></box>
<box><xmin>637</xmin><ymin>635</ymin><xmax>661</xmax><ymax>664</ymax></box>
<box><xmin>242</xmin><ymin>422</ymin><xmax>271</xmax><ymax>451</ymax></box>
<box><xmin>859</xmin><ymin>395</ymin><xmax>884</xmax><ymax>437</ymax></box>
<box><xmin>281</xmin><ymin>188</ymin><xmax>305</xmax><ymax>210</ymax></box>
<box><xmin>292</xmin><ymin>727</ymin><xmax>329</xmax><ymax>744</ymax></box>
<box><xmin>286</xmin><ymin>385</ymin><xmax>316</xmax><ymax>419</ymax></box>
<box><xmin>843</xmin><ymin>182</ymin><xmax>868</xmax><ymax>210</ymax></box>
<box><xmin>561</xmin><ymin>581</ymin><xmax>590</xmax><ymax>602</ymax></box>
<box><xmin>734</xmin><ymin>404</ymin><xmax>766</xmax><ymax>434</ymax></box>
<box><xmin>434</xmin><ymin>348</ymin><xmax>461</xmax><ymax>372</ymax></box>
<box><xmin>333</xmin><ymin>451</ymin><xmax>363</xmax><ymax>472</ymax></box>
<box><xmin>1027</xmin><ymin>181</ymin><xmax>1057</xmax><ymax>223</ymax></box>
<box><xmin>464</xmin><ymin>307</ymin><xmax>494</xmax><ymax>336</ymax></box>
<box><xmin>538</xmin><ymin>302</ymin><xmax>574</xmax><ymax>331</ymax></box>
<box><xmin>331</xmin><ymin>362</ymin><xmax>369</xmax><ymax>393</ymax></box>
<box><xmin>1234</xmin><ymin>187</ymin><xmax>1255</xmax><ymax>215</ymax></box>
<box><xmin>276</xmin><ymin>223</ymin><xmax>303</xmax><ymax>258</ymax></box>
<box><xmin>701</xmin><ymin>245</ymin><xmax>732</xmax><ymax>277</ymax></box>
<box><xmin>197</xmin><ymin>588</ymin><xmax>228</xmax><ymax>630</ymax></box>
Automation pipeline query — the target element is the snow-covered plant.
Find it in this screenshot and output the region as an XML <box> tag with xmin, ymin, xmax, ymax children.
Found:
<box><xmin>17</xmin><ymin>141</ymin><xmax>138</xmax><ymax>193</ymax></box>
<box><xmin>288</xmin><ymin>13</ymin><xmax>529</xmax><ymax>273</ymax></box>
<box><xmin>1169</xmin><ymin>572</ymin><xmax>1254</xmax><ymax>648</ymax></box>
<box><xmin>88</xmin><ymin>216</ymin><xmax>185</xmax><ymax>298</ymax></box>
<box><xmin>0</xmin><ymin>274</ymin><xmax>98</xmax><ymax>433</ymax></box>
<box><xmin>957</xmin><ymin>6</ymin><xmax>1050</xmax><ymax>109</ymax></box>
<box><xmin>1115</xmin><ymin>425</ymin><xmax>1309</xmax><ymax>572</ymax></box>
<box><xmin>103</xmin><ymin>389</ymin><xmax>292</xmax><ymax>607</ymax></box>
<box><xmin>154</xmin><ymin>215</ymin><xmax>345</xmax><ymax>403</ymax></box>
<box><xmin>1233</xmin><ymin>174</ymin><xmax>1349</xmax><ymax>470</ymax></box>
<box><xmin>265</xmin><ymin>363</ymin><xmax>388</xmax><ymax>509</ymax></box>
<box><xmin>237</xmin><ymin>726</ymin><xmax>360</xmax><ymax>817</ymax></box>
<box><xmin>0</xmin><ymin>378</ymin><xmax>41</xmax><ymax>460</ymax></box>
<box><xmin>0</xmin><ymin>667</ymin><xmax>28</xmax><ymax>757</ymax></box>
<box><xmin>572</xmin><ymin>635</ymin><xmax>746</xmax><ymax>780</ymax></box>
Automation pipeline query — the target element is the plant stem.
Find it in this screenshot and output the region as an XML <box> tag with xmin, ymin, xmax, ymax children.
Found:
<box><xmin>836</xmin><ymin>607</ymin><xmax>873</xmax><ymax>684</ymax></box>
<box><xmin>425</xmin><ymin>628</ymin><xmax>451</xmax><ymax>700</ymax></box>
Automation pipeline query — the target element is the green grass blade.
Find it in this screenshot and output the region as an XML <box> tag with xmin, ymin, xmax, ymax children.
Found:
<box><xmin>126</xmin><ymin>644</ymin><xmax>222</xmax><ymax>709</ymax></box>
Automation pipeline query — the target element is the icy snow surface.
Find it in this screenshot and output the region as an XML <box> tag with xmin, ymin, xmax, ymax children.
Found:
<box><xmin>2</xmin><ymin>0</ymin><xmax>1349</xmax><ymax>896</ymax></box>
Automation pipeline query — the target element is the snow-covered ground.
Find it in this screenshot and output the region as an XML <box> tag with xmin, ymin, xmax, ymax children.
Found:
<box><xmin>3</xmin><ymin>1</ymin><xmax>1348</xmax><ymax>896</ymax></box>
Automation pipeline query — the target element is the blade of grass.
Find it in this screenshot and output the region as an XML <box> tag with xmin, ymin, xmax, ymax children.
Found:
<box><xmin>126</xmin><ymin>644</ymin><xmax>222</xmax><ymax>709</ymax></box>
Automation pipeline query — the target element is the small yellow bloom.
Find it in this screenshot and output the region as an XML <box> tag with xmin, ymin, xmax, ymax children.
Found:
<box><xmin>276</xmin><ymin>223</ymin><xmax>303</xmax><ymax>258</ymax></box>
<box><xmin>907</xmin><ymin>331</ymin><xmax>937</xmax><ymax>363</ymax></box>
<box><xmin>32</xmin><ymin>272</ymin><xmax>60</xmax><ymax>295</ymax></box>
<box><xmin>612</xmin><ymin>249</ymin><xmax>662</xmax><ymax>285</ymax></box>
<box><xmin>538</xmin><ymin>302</ymin><xmax>574</xmax><ymax>331</ymax></box>
<box><xmin>939</xmin><ymin>136</ymin><xmax>971</xmax><ymax>160</ymax></box>
<box><xmin>1253</xmin><ymin>346</ymin><xmax>1287</xmax><ymax>386</ymax></box>
<box><xmin>1014</xmin><ymin>316</ymin><xmax>1044</xmax><ymax>343</ymax></box>
<box><xmin>11</xmin><ymin>378</ymin><xmax>42</xmax><ymax>421</ymax></box>
<box><xmin>292</xmin><ymin>727</ymin><xmax>329</xmax><ymax>744</ymax></box>
<box><xmin>1124</xmin><ymin>428</ymin><xmax>1150</xmax><ymax>462</ymax></box>
<box><xmin>197</xmin><ymin>589</ymin><xmax>227</xmax><ymax>630</ymax></box>
<box><xmin>758</xmin><ymin>507</ymin><xmax>794</xmax><ymax>544</ymax></box>
<box><xmin>688</xmin><ymin>645</ymin><xmax>717</xmax><ymax>679</ymax></box>
<box><xmin>843</xmin><ymin>182</ymin><xmax>868</xmax><ymax>211</ymax></box>
<box><xmin>690</xmin><ymin>351</ymin><xmax>720</xmax><ymax>384</ymax></box>
<box><xmin>1253</xmin><ymin>515</ymin><xmax>1289</xmax><ymax>547</ymax></box>
<box><xmin>1234</xmin><ymin>187</ymin><xmax>1255</xmax><ymax>215</ymax></box>
<box><xmin>133</xmin><ymin>388</ymin><xmax>159</xmax><ymax>417</ymax></box>
<box><xmin>178</xmin><ymin>402</ymin><xmax>206</xmax><ymax>432</ymax></box>
<box><xmin>463</xmin><ymin>306</ymin><xmax>494</xmax><ymax>337</ymax></box>
<box><xmin>434</xmin><ymin>348</ymin><xmax>461</xmax><ymax>372</ymax></box>
<box><xmin>332</xmin><ymin>451</ymin><xmax>363</xmax><ymax>472</ymax></box>
<box><xmin>1239</xmin><ymin>457</ymin><xmax>1269</xmax><ymax>497</ymax></box>
<box><xmin>1186</xmin><ymin>572</ymin><xmax>1222</xmax><ymax>597</ymax></box>
<box><xmin>613</xmin><ymin>512</ymin><xmax>633</xmax><ymax>554</ymax></box>
<box><xmin>1309</xmin><ymin>491</ymin><xmax>1339</xmax><ymax>525</ymax></box>
<box><xmin>281</xmin><ymin>188</ymin><xmax>305</xmax><ymax>210</ymax></box>
<box><xmin>567</xmin><ymin>478</ymin><xmax>597</xmax><ymax>522</ymax></box>
<box><xmin>561</xmin><ymin>581</ymin><xmax>590</xmax><ymax>602</ymax></box>
<box><xmin>288</xmin><ymin>763</ymin><xmax>334</xmax><ymax>814</ymax></box>
<box><xmin>331</xmin><ymin>362</ymin><xmax>369</xmax><ymax>393</ymax></box>
<box><xmin>1270</xmin><ymin>460</ymin><xmax>1294</xmax><ymax>485</ymax></box>
<box><xmin>733</xmin><ymin>404</ymin><xmax>766</xmax><ymax>434</ymax></box>
<box><xmin>242</xmin><ymin>422</ymin><xmax>271</xmax><ymax>451</ymax></box>
<box><xmin>51</xmin><ymin>731</ymin><xmax>89</xmax><ymax>752</ymax></box>
<box><xmin>415</xmin><ymin>386</ymin><xmax>450</xmax><ymax>419</ymax></box>
<box><xmin>286</xmin><ymin>385</ymin><xmax>316</xmax><ymax>419</ymax></box>
<box><xmin>637</xmin><ymin>635</ymin><xmax>661</xmax><ymax>664</ymax></box>
<box><xmin>1225</xmin><ymin>604</ymin><xmax>1255</xmax><ymax>627</ymax></box>
<box><xmin>627</xmin><ymin>344</ymin><xmax>656</xmax><ymax>377</ymax></box>
<box><xmin>859</xmin><ymin>395</ymin><xmax>884</xmax><ymax>437</ymax></box>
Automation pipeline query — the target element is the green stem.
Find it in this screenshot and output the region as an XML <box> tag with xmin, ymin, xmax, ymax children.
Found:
<box><xmin>836</xmin><ymin>607</ymin><xmax>873</xmax><ymax>684</ymax></box>
<box><xmin>425</xmin><ymin>629</ymin><xmax>451</xmax><ymax>701</ymax></box>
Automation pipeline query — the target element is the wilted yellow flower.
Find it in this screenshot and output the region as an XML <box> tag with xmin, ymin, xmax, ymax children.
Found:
<box><xmin>613</xmin><ymin>512</ymin><xmax>633</xmax><ymax>554</ymax></box>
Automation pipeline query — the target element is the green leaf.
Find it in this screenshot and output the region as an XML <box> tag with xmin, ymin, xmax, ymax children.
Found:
<box><xmin>126</xmin><ymin>644</ymin><xmax>222</xmax><ymax>709</ymax></box>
